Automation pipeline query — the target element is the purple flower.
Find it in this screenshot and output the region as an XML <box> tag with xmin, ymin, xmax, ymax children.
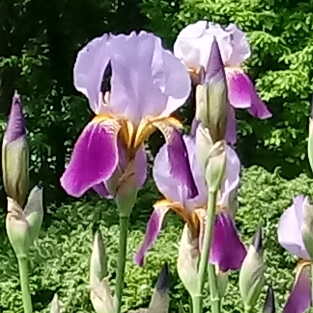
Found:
<box><xmin>60</xmin><ymin>32</ymin><xmax>198</xmax><ymax>198</ymax></box>
<box><xmin>134</xmin><ymin>134</ymin><xmax>246</xmax><ymax>271</ymax></box>
<box><xmin>278</xmin><ymin>195</ymin><xmax>312</xmax><ymax>313</ymax></box>
<box><xmin>174</xmin><ymin>21</ymin><xmax>272</xmax><ymax>144</ymax></box>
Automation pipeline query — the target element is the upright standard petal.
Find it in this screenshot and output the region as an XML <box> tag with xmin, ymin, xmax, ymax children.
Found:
<box><xmin>154</xmin><ymin>122</ymin><xmax>199</xmax><ymax>200</ymax></box>
<box><xmin>60</xmin><ymin>118</ymin><xmax>120</xmax><ymax>197</ymax></box>
<box><xmin>109</xmin><ymin>32</ymin><xmax>167</xmax><ymax>125</ymax></box>
<box><xmin>134</xmin><ymin>201</ymin><xmax>171</xmax><ymax>266</ymax></box>
<box><xmin>278</xmin><ymin>195</ymin><xmax>310</xmax><ymax>260</ymax></box>
<box><xmin>210</xmin><ymin>211</ymin><xmax>247</xmax><ymax>272</ymax></box>
<box><xmin>74</xmin><ymin>34</ymin><xmax>111</xmax><ymax>114</ymax></box>
<box><xmin>283</xmin><ymin>264</ymin><xmax>311</xmax><ymax>313</ymax></box>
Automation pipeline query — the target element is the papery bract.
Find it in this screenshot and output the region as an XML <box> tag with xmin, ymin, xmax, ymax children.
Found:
<box><xmin>174</xmin><ymin>21</ymin><xmax>272</xmax><ymax>144</ymax></box>
<box><xmin>61</xmin><ymin>31</ymin><xmax>197</xmax><ymax>202</ymax></box>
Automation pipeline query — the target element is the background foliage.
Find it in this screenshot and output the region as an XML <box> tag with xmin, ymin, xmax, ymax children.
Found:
<box><xmin>1</xmin><ymin>166</ymin><xmax>313</xmax><ymax>312</ymax></box>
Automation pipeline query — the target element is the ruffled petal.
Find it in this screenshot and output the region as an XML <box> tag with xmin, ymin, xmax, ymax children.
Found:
<box><xmin>109</xmin><ymin>32</ymin><xmax>167</xmax><ymax>125</ymax></box>
<box><xmin>226</xmin><ymin>68</ymin><xmax>251</xmax><ymax>108</ymax></box>
<box><xmin>210</xmin><ymin>212</ymin><xmax>247</xmax><ymax>272</ymax></box>
<box><xmin>278</xmin><ymin>195</ymin><xmax>310</xmax><ymax>259</ymax></box>
<box><xmin>74</xmin><ymin>34</ymin><xmax>110</xmax><ymax>114</ymax></box>
<box><xmin>225</xmin><ymin>24</ymin><xmax>251</xmax><ymax>66</ymax></box>
<box><xmin>283</xmin><ymin>264</ymin><xmax>311</xmax><ymax>313</ymax></box>
<box><xmin>154</xmin><ymin>121</ymin><xmax>198</xmax><ymax>200</ymax></box>
<box><xmin>134</xmin><ymin>201</ymin><xmax>170</xmax><ymax>266</ymax></box>
<box><xmin>160</xmin><ymin>50</ymin><xmax>191</xmax><ymax>117</ymax></box>
<box><xmin>225</xmin><ymin>105</ymin><xmax>237</xmax><ymax>145</ymax></box>
<box><xmin>60</xmin><ymin>119</ymin><xmax>120</xmax><ymax>197</ymax></box>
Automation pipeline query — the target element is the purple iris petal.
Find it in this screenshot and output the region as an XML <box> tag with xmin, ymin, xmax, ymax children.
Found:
<box><xmin>93</xmin><ymin>183</ymin><xmax>112</xmax><ymax>199</ymax></box>
<box><xmin>226</xmin><ymin>69</ymin><xmax>251</xmax><ymax>108</ymax></box>
<box><xmin>60</xmin><ymin>119</ymin><xmax>120</xmax><ymax>197</ymax></box>
<box><xmin>283</xmin><ymin>265</ymin><xmax>311</xmax><ymax>313</ymax></box>
<box><xmin>225</xmin><ymin>105</ymin><xmax>237</xmax><ymax>145</ymax></box>
<box><xmin>134</xmin><ymin>145</ymin><xmax>148</xmax><ymax>188</ymax></box>
<box><xmin>210</xmin><ymin>211</ymin><xmax>246</xmax><ymax>272</ymax></box>
<box><xmin>190</xmin><ymin>118</ymin><xmax>201</xmax><ymax>137</ymax></box>
<box><xmin>153</xmin><ymin>133</ymin><xmax>206</xmax><ymax>209</ymax></box>
<box><xmin>74</xmin><ymin>33</ymin><xmax>110</xmax><ymax>114</ymax></box>
<box><xmin>134</xmin><ymin>203</ymin><xmax>170</xmax><ymax>266</ymax></box>
<box><xmin>278</xmin><ymin>195</ymin><xmax>310</xmax><ymax>260</ymax></box>
<box><xmin>5</xmin><ymin>92</ymin><xmax>26</xmax><ymax>143</ymax></box>
<box><xmin>248</xmin><ymin>87</ymin><xmax>272</xmax><ymax>119</ymax></box>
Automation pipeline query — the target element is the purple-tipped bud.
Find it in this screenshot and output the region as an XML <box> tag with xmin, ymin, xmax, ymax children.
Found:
<box><xmin>2</xmin><ymin>92</ymin><xmax>29</xmax><ymax>206</ymax></box>
<box><xmin>195</xmin><ymin>37</ymin><xmax>228</xmax><ymax>143</ymax></box>
<box><xmin>263</xmin><ymin>285</ymin><xmax>275</xmax><ymax>313</ymax></box>
<box><xmin>252</xmin><ymin>225</ymin><xmax>263</xmax><ymax>253</ymax></box>
<box><xmin>156</xmin><ymin>263</ymin><xmax>170</xmax><ymax>294</ymax></box>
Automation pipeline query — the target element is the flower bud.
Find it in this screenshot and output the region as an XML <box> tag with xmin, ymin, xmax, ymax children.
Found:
<box><xmin>177</xmin><ymin>224</ymin><xmax>199</xmax><ymax>296</ymax></box>
<box><xmin>50</xmin><ymin>293</ymin><xmax>60</xmax><ymax>313</ymax></box>
<box><xmin>2</xmin><ymin>92</ymin><xmax>29</xmax><ymax>207</ymax></box>
<box><xmin>90</xmin><ymin>230</ymin><xmax>107</xmax><ymax>286</ymax></box>
<box><xmin>6</xmin><ymin>197</ymin><xmax>30</xmax><ymax>257</ymax></box>
<box><xmin>301</xmin><ymin>196</ymin><xmax>313</xmax><ymax>259</ymax></box>
<box><xmin>239</xmin><ymin>226</ymin><xmax>265</xmax><ymax>310</ymax></box>
<box><xmin>263</xmin><ymin>285</ymin><xmax>275</xmax><ymax>313</ymax></box>
<box><xmin>148</xmin><ymin>263</ymin><xmax>170</xmax><ymax>313</ymax></box>
<box><xmin>90</xmin><ymin>278</ymin><xmax>114</xmax><ymax>313</ymax></box>
<box><xmin>24</xmin><ymin>183</ymin><xmax>44</xmax><ymax>245</ymax></box>
<box><xmin>195</xmin><ymin>38</ymin><xmax>227</xmax><ymax>143</ymax></box>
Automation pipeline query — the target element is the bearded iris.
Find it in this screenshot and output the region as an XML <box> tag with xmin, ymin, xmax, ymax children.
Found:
<box><xmin>174</xmin><ymin>21</ymin><xmax>272</xmax><ymax>144</ymax></box>
<box><xmin>134</xmin><ymin>134</ymin><xmax>246</xmax><ymax>272</ymax></box>
<box><xmin>60</xmin><ymin>31</ymin><xmax>197</xmax><ymax>199</ymax></box>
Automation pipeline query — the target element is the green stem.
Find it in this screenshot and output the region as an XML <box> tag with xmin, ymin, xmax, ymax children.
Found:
<box><xmin>17</xmin><ymin>256</ymin><xmax>32</xmax><ymax>313</ymax></box>
<box><xmin>194</xmin><ymin>190</ymin><xmax>220</xmax><ymax>313</ymax></box>
<box><xmin>311</xmin><ymin>264</ymin><xmax>313</xmax><ymax>308</ymax></box>
<box><xmin>191</xmin><ymin>295</ymin><xmax>200</xmax><ymax>313</ymax></box>
<box><xmin>113</xmin><ymin>215</ymin><xmax>130</xmax><ymax>313</ymax></box>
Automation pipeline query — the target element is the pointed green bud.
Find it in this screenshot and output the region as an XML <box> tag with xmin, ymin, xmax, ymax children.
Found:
<box><xmin>263</xmin><ymin>285</ymin><xmax>275</xmax><ymax>313</ymax></box>
<box><xmin>50</xmin><ymin>293</ymin><xmax>61</xmax><ymax>313</ymax></box>
<box><xmin>177</xmin><ymin>224</ymin><xmax>199</xmax><ymax>297</ymax></box>
<box><xmin>301</xmin><ymin>196</ymin><xmax>313</xmax><ymax>259</ymax></box>
<box><xmin>216</xmin><ymin>268</ymin><xmax>229</xmax><ymax>299</ymax></box>
<box><xmin>2</xmin><ymin>92</ymin><xmax>29</xmax><ymax>207</ymax></box>
<box><xmin>90</xmin><ymin>230</ymin><xmax>107</xmax><ymax>286</ymax></box>
<box><xmin>6</xmin><ymin>197</ymin><xmax>31</xmax><ymax>257</ymax></box>
<box><xmin>239</xmin><ymin>226</ymin><xmax>265</xmax><ymax>311</ymax></box>
<box><xmin>195</xmin><ymin>37</ymin><xmax>227</xmax><ymax>143</ymax></box>
<box><xmin>24</xmin><ymin>183</ymin><xmax>44</xmax><ymax>245</ymax></box>
<box><xmin>148</xmin><ymin>263</ymin><xmax>170</xmax><ymax>313</ymax></box>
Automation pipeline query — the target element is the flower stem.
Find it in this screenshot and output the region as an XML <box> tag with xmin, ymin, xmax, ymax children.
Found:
<box><xmin>194</xmin><ymin>190</ymin><xmax>220</xmax><ymax>313</ymax></box>
<box><xmin>17</xmin><ymin>256</ymin><xmax>32</xmax><ymax>313</ymax></box>
<box><xmin>113</xmin><ymin>215</ymin><xmax>130</xmax><ymax>313</ymax></box>
<box><xmin>311</xmin><ymin>264</ymin><xmax>313</xmax><ymax>308</ymax></box>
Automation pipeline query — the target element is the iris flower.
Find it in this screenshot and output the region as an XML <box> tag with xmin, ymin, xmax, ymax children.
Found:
<box><xmin>174</xmin><ymin>21</ymin><xmax>272</xmax><ymax>144</ymax></box>
<box><xmin>134</xmin><ymin>134</ymin><xmax>246</xmax><ymax>272</ymax></box>
<box><xmin>60</xmin><ymin>31</ymin><xmax>198</xmax><ymax>199</ymax></box>
<box><xmin>278</xmin><ymin>195</ymin><xmax>311</xmax><ymax>313</ymax></box>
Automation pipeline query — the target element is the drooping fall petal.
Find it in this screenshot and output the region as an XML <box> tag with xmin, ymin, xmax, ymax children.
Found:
<box><xmin>278</xmin><ymin>195</ymin><xmax>310</xmax><ymax>260</ymax></box>
<box><xmin>93</xmin><ymin>183</ymin><xmax>112</xmax><ymax>199</ymax></box>
<box><xmin>134</xmin><ymin>201</ymin><xmax>171</xmax><ymax>266</ymax></box>
<box><xmin>210</xmin><ymin>212</ymin><xmax>246</xmax><ymax>271</ymax></box>
<box><xmin>248</xmin><ymin>87</ymin><xmax>272</xmax><ymax>119</ymax></box>
<box><xmin>60</xmin><ymin>119</ymin><xmax>120</xmax><ymax>197</ymax></box>
<box><xmin>225</xmin><ymin>105</ymin><xmax>237</xmax><ymax>145</ymax></box>
<box><xmin>283</xmin><ymin>264</ymin><xmax>311</xmax><ymax>313</ymax></box>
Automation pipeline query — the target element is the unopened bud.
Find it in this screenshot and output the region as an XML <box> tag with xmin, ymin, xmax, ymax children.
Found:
<box><xmin>263</xmin><ymin>285</ymin><xmax>275</xmax><ymax>313</ymax></box>
<box><xmin>195</xmin><ymin>38</ymin><xmax>227</xmax><ymax>143</ymax></box>
<box><xmin>239</xmin><ymin>226</ymin><xmax>265</xmax><ymax>310</ymax></box>
<box><xmin>148</xmin><ymin>263</ymin><xmax>170</xmax><ymax>313</ymax></box>
<box><xmin>301</xmin><ymin>196</ymin><xmax>313</xmax><ymax>259</ymax></box>
<box><xmin>177</xmin><ymin>224</ymin><xmax>199</xmax><ymax>296</ymax></box>
<box><xmin>90</xmin><ymin>278</ymin><xmax>114</xmax><ymax>313</ymax></box>
<box><xmin>50</xmin><ymin>293</ymin><xmax>61</xmax><ymax>313</ymax></box>
<box><xmin>90</xmin><ymin>230</ymin><xmax>107</xmax><ymax>286</ymax></box>
<box><xmin>216</xmin><ymin>268</ymin><xmax>228</xmax><ymax>299</ymax></box>
<box><xmin>24</xmin><ymin>183</ymin><xmax>44</xmax><ymax>245</ymax></box>
<box><xmin>6</xmin><ymin>197</ymin><xmax>30</xmax><ymax>257</ymax></box>
<box><xmin>2</xmin><ymin>92</ymin><xmax>29</xmax><ymax>206</ymax></box>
